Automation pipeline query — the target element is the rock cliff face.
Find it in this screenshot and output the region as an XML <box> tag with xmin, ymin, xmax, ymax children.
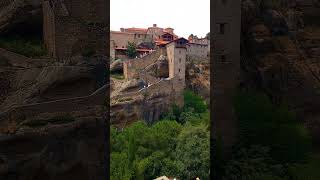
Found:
<box><xmin>0</xmin><ymin>1</ymin><xmax>108</xmax><ymax>179</ymax></box>
<box><xmin>241</xmin><ymin>0</ymin><xmax>320</xmax><ymax>143</ymax></box>
<box><xmin>0</xmin><ymin>115</ymin><xmax>106</xmax><ymax>180</ymax></box>
<box><xmin>0</xmin><ymin>50</ymin><xmax>107</xmax><ymax>178</ymax></box>
<box><xmin>0</xmin><ymin>50</ymin><xmax>103</xmax><ymax>111</ymax></box>
<box><xmin>0</xmin><ymin>0</ymin><xmax>41</xmax><ymax>34</ymax></box>
<box><xmin>186</xmin><ymin>57</ymin><xmax>210</xmax><ymax>103</ymax></box>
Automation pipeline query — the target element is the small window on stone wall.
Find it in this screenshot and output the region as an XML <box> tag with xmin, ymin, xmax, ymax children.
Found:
<box><xmin>179</xmin><ymin>58</ymin><xmax>181</xmax><ymax>63</ymax></box>
<box><xmin>221</xmin><ymin>55</ymin><xmax>226</xmax><ymax>62</ymax></box>
<box><xmin>179</xmin><ymin>69</ymin><xmax>181</xmax><ymax>72</ymax></box>
<box><xmin>219</xmin><ymin>24</ymin><xmax>225</xmax><ymax>34</ymax></box>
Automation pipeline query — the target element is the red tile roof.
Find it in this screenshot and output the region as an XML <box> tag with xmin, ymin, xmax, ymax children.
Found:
<box><xmin>155</xmin><ymin>40</ymin><xmax>170</xmax><ymax>45</ymax></box>
<box><xmin>125</xmin><ymin>28</ymin><xmax>148</xmax><ymax>33</ymax></box>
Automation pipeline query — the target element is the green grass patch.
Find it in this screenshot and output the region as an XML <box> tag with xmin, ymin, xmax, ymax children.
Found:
<box><xmin>22</xmin><ymin>114</ymin><xmax>75</xmax><ymax>127</ymax></box>
<box><xmin>0</xmin><ymin>37</ymin><xmax>47</xmax><ymax>58</ymax></box>
<box><xmin>111</xmin><ymin>73</ymin><xmax>124</xmax><ymax>80</ymax></box>
<box><xmin>47</xmin><ymin>114</ymin><xmax>75</xmax><ymax>124</ymax></box>
<box><xmin>118</xmin><ymin>97</ymin><xmax>133</xmax><ymax>102</ymax></box>
<box><xmin>22</xmin><ymin>119</ymin><xmax>49</xmax><ymax>127</ymax></box>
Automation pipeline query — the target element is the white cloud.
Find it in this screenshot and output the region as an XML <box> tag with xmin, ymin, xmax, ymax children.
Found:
<box><xmin>110</xmin><ymin>0</ymin><xmax>210</xmax><ymax>38</ymax></box>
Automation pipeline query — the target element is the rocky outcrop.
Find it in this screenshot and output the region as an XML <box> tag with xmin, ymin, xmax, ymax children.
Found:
<box><xmin>0</xmin><ymin>49</ymin><xmax>104</xmax><ymax>111</ymax></box>
<box><xmin>263</xmin><ymin>9</ymin><xmax>289</xmax><ymax>35</ymax></box>
<box><xmin>186</xmin><ymin>60</ymin><xmax>210</xmax><ymax>102</ymax></box>
<box><xmin>242</xmin><ymin>1</ymin><xmax>320</xmax><ymax>143</ymax></box>
<box><xmin>110</xmin><ymin>59</ymin><xmax>123</xmax><ymax>74</ymax></box>
<box><xmin>0</xmin><ymin>0</ymin><xmax>41</xmax><ymax>34</ymax></box>
<box><xmin>0</xmin><ymin>116</ymin><xmax>107</xmax><ymax>180</ymax></box>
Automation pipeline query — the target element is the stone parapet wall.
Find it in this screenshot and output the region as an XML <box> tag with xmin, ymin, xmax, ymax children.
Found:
<box><xmin>187</xmin><ymin>43</ymin><xmax>209</xmax><ymax>58</ymax></box>
<box><xmin>43</xmin><ymin>0</ymin><xmax>107</xmax><ymax>61</ymax></box>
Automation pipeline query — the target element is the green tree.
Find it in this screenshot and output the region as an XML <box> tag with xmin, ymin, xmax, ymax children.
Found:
<box><xmin>184</xmin><ymin>90</ymin><xmax>207</xmax><ymax>114</ymax></box>
<box><xmin>224</xmin><ymin>145</ymin><xmax>287</xmax><ymax>180</ymax></box>
<box><xmin>127</xmin><ymin>42</ymin><xmax>138</xmax><ymax>58</ymax></box>
<box><xmin>110</xmin><ymin>152</ymin><xmax>133</xmax><ymax>180</ymax></box>
<box><xmin>233</xmin><ymin>91</ymin><xmax>312</xmax><ymax>163</ymax></box>
<box><xmin>175</xmin><ymin>124</ymin><xmax>210</xmax><ymax>179</ymax></box>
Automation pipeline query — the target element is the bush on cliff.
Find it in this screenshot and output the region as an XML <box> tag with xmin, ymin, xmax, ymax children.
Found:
<box><xmin>0</xmin><ymin>37</ymin><xmax>47</xmax><ymax>58</ymax></box>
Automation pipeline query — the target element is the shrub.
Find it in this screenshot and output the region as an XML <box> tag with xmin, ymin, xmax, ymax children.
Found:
<box><xmin>0</xmin><ymin>37</ymin><xmax>47</xmax><ymax>58</ymax></box>
<box><xmin>82</xmin><ymin>46</ymin><xmax>96</xmax><ymax>57</ymax></box>
<box><xmin>184</xmin><ymin>90</ymin><xmax>207</xmax><ymax>113</ymax></box>
<box><xmin>47</xmin><ymin>114</ymin><xmax>75</xmax><ymax>124</ymax></box>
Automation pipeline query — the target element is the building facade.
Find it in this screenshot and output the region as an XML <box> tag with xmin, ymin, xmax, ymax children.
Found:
<box><xmin>212</xmin><ymin>0</ymin><xmax>241</xmax><ymax>154</ymax></box>
<box><xmin>166</xmin><ymin>38</ymin><xmax>188</xmax><ymax>87</ymax></box>
<box><xmin>43</xmin><ymin>0</ymin><xmax>107</xmax><ymax>61</ymax></box>
<box><xmin>186</xmin><ymin>43</ymin><xmax>209</xmax><ymax>58</ymax></box>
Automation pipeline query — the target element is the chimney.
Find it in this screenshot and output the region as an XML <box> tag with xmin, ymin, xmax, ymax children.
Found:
<box><xmin>153</xmin><ymin>24</ymin><xmax>157</xmax><ymax>27</ymax></box>
<box><xmin>120</xmin><ymin>28</ymin><xmax>125</xmax><ymax>32</ymax></box>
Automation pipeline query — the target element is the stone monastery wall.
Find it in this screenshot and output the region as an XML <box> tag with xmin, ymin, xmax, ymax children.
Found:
<box><xmin>187</xmin><ymin>43</ymin><xmax>209</xmax><ymax>58</ymax></box>
<box><xmin>43</xmin><ymin>0</ymin><xmax>107</xmax><ymax>61</ymax></box>
<box><xmin>110</xmin><ymin>32</ymin><xmax>135</xmax><ymax>48</ymax></box>
<box><xmin>123</xmin><ymin>48</ymin><xmax>166</xmax><ymax>79</ymax></box>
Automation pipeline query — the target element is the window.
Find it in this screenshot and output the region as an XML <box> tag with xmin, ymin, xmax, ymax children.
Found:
<box><xmin>179</xmin><ymin>69</ymin><xmax>181</xmax><ymax>72</ymax></box>
<box><xmin>221</xmin><ymin>55</ymin><xmax>226</xmax><ymax>62</ymax></box>
<box><xmin>179</xmin><ymin>58</ymin><xmax>181</xmax><ymax>63</ymax></box>
<box><xmin>219</xmin><ymin>23</ymin><xmax>225</xmax><ymax>34</ymax></box>
<box><xmin>179</xmin><ymin>50</ymin><xmax>181</xmax><ymax>54</ymax></box>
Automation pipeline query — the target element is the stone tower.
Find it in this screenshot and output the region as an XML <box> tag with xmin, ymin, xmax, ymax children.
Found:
<box><xmin>212</xmin><ymin>0</ymin><xmax>241</xmax><ymax>153</ymax></box>
<box><xmin>166</xmin><ymin>38</ymin><xmax>188</xmax><ymax>87</ymax></box>
<box><xmin>43</xmin><ymin>0</ymin><xmax>108</xmax><ymax>61</ymax></box>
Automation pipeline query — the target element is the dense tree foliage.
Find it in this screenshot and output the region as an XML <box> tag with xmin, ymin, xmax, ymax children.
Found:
<box><xmin>233</xmin><ymin>91</ymin><xmax>312</xmax><ymax>163</ymax></box>
<box><xmin>217</xmin><ymin>90</ymin><xmax>318</xmax><ymax>179</ymax></box>
<box><xmin>110</xmin><ymin>91</ymin><xmax>210</xmax><ymax>179</ymax></box>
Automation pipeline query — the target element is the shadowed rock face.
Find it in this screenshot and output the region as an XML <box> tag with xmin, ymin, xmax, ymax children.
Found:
<box><xmin>241</xmin><ymin>0</ymin><xmax>320</xmax><ymax>143</ymax></box>
<box><xmin>0</xmin><ymin>1</ymin><xmax>108</xmax><ymax>179</ymax></box>
<box><xmin>0</xmin><ymin>117</ymin><xmax>107</xmax><ymax>180</ymax></box>
<box><xmin>0</xmin><ymin>0</ymin><xmax>42</xmax><ymax>34</ymax></box>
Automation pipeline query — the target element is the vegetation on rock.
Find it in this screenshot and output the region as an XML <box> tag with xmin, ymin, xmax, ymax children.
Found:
<box><xmin>0</xmin><ymin>37</ymin><xmax>47</xmax><ymax>58</ymax></box>
<box><xmin>215</xmin><ymin>90</ymin><xmax>319</xmax><ymax>179</ymax></box>
<box><xmin>110</xmin><ymin>91</ymin><xmax>210</xmax><ymax>179</ymax></box>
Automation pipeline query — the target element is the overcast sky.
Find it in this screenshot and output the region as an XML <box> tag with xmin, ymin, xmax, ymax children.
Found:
<box><xmin>110</xmin><ymin>0</ymin><xmax>210</xmax><ymax>38</ymax></box>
